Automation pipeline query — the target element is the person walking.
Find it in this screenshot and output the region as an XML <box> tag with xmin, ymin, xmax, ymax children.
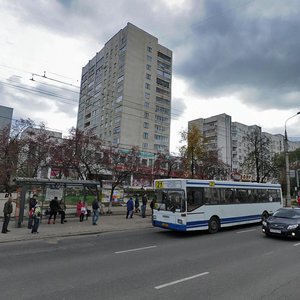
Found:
<box><xmin>27</xmin><ymin>194</ymin><xmax>37</xmax><ymax>229</ymax></box>
<box><xmin>92</xmin><ymin>198</ymin><xmax>100</xmax><ymax>225</ymax></box>
<box><xmin>126</xmin><ymin>197</ymin><xmax>134</xmax><ymax>219</ymax></box>
<box><xmin>48</xmin><ymin>196</ymin><xmax>60</xmax><ymax>224</ymax></box>
<box><xmin>31</xmin><ymin>203</ymin><xmax>42</xmax><ymax>234</ymax></box>
<box><xmin>2</xmin><ymin>197</ymin><xmax>13</xmax><ymax>234</ymax></box>
<box><xmin>134</xmin><ymin>195</ymin><xmax>140</xmax><ymax>213</ymax></box>
<box><xmin>141</xmin><ymin>194</ymin><xmax>147</xmax><ymax>218</ymax></box>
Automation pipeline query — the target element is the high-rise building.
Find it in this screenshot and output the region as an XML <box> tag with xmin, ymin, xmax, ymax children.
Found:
<box><xmin>189</xmin><ymin>113</ymin><xmax>232</xmax><ymax>167</ymax></box>
<box><xmin>0</xmin><ymin>105</ymin><xmax>13</xmax><ymax>132</ymax></box>
<box><xmin>77</xmin><ymin>23</ymin><xmax>172</xmax><ymax>153</ymax></box>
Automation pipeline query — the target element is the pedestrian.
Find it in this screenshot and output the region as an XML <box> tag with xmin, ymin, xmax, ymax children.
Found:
<box><xmin>48</xmin><ymin>196</ymin><xmax>60</xmax><ymax>224</ymax></box>
<box><xmin>2</xmin><ymin>197</ymin><xmax>13</xmax><ymax>234</ymax></box>
<box><xmin>31</xmin><ymin>203</ymin><xmax>42</xmax><ymax>234</ymax></box>
<box><xmin>28</xmin><ymin>194</ymin><xmax>37</xmax><ymax>229</ymax></box>
<box><xmin>58</xmin><ymin>199</ymin><xmax>67</xmax><ymax>224</ymax></box>
<box><xmin>126</xmin><ymin>197</ymin><xmax>134</xmax><ymax>219</ymax></box>
<box><xmin>77</xmin><ymin>200</ymin><xmax>86</xmax><ymax>222</ymax></box>
<box><xmin>141</xmin><ymin>194</ymin><xmax>147</xmax><ymax>218</ymax></box>
<box><xmin>150</xmin><ymin>197</ymin><xmax>156</xmax><ymax>215</ymax></box>
<box><xmin>92</xmin><ymin>197</ymin><xmax>100</xmax><ymax>225</ymax></box>
<box><xmin>134</xmin><ymin>195</ymin><xmax>140</xmax><ymax>213</ymax></box>
<box><xmin>297</xmin><ymin>195</ymin><xmax>300</xmax><ymax>207</ymax></box>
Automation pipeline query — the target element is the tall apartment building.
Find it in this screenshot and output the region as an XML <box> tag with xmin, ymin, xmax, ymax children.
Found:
<box><xmin>0</xmin><ymin>105</ymin><xmax>13</xmax><ymax>132</ymax></box>
<box><xmin>189</xmin><ymin>114</ymin><xmax>300</xmax><ymax>174</ymax></box>
<box><xmin>77</xmin><ymin>23</ymin><xmax>172</xmax><ymax>154</ymax></box>
<box><xmin>231</xmin><ymin>122</ymin><xmax>261</xmax><ymax>172</ymax></box>
<box><xmin>189</xmin><ymin>113</ymin><xmax>232</xmax><ymax>166</ymax></box>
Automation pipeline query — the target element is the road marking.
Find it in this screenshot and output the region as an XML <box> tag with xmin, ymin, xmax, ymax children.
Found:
<box><xmin>154</xmin><ymin>272</ymin><xmax>209</xmax><ymax>289</ymax></box>
<box><xmin>236</xmin><ymin>229</ymin><xmax>256</xmax><ymax>234</ymax></box>
<box><xmin>115</xmin><ymin>245</ymin><xmax>157</xmax><ymax>254</ymax></box>
<box><xmin>293</xmin><ymin>242</ymin><xmax>300</xmax><ymax>247</ymax></box>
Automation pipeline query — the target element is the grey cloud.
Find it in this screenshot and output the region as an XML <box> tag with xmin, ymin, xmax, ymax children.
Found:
<box><xmin>174</xmin><ymin>0</ymin><xmax>300</xmax><ymax>110</ymax></box>
<box><xmin>171</xmin><ymin>97</ymin><xmax>187</xmax><ymax>120</ymax></box>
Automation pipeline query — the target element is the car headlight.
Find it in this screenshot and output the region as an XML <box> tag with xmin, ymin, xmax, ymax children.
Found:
<box><xmin>262</xmin><ymin>221</ymin><xmax>267</xmax><ymax>227</ymax></box>
<box><xmin>287</xmin><ymin>224</ymin><xmax>299</xmax><ymax>230</ymax></box>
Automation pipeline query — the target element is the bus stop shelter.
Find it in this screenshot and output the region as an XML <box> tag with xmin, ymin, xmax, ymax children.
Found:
<box><xmin>14</xmin><ymin>177</ymin><xmax>100</xmax><ymax>228</ymax></box>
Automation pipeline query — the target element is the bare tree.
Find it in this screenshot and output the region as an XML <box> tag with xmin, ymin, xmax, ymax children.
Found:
<box><xmin>241</xmin><ymin>128</ymin><xmax>278</xmax><ymax>183</ymax></box>
<box><xmin>104</xmin><ymin>146</ymin><xmax>141</xmax><ymax>213</ymax></box>
<box><xmin>0</xmin><ymin>118</ymin><xmax>35</xmax><ymax>192</ymax></box>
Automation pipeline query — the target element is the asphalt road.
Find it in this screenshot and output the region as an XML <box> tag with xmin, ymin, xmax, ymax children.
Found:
<box><xmin>1</xmin><ymin>224</ymin><xmax>300</xmax><ymax>300</ymax></box>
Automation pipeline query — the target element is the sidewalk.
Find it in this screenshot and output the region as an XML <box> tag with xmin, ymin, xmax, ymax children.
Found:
<box><xmin>0</xmin><ymin>209</ymin><xmax>153</xmax><ymax>243</ymax></box>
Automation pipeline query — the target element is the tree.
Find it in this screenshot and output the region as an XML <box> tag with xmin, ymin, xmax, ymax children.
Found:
<box><xmin>179</xmin><ymin>125</ymin><xmax>229</xmax><ymax>179</ymax></box>
<box><xmin>0</xmin><ymin>118</ymin><xmax>35</xmax><ymax>192</ymax></box>
<box><xmin>104</xmin><ymin>146</ymin><xmax>141</xmax><ymax>213</ymax></box>
<box><xmin>241</xmin><ymin>128</ymin><xmax>279</xmax><ymax>183</ymax></box>
<box><xmin>17</xmin><ymin>123</ymin><xmax>56</xmax><ymax>178</ymax></box>
<box><xmin>50</xmin><ymin>128</ymin><xmax>106</xmax><ymax>183</ymax></box>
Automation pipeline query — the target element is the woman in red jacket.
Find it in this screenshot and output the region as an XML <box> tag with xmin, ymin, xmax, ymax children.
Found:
<box><xmin>76</xmin><ymin>200</ymin><xmax>86</xmax><ymax>222</ymax></box>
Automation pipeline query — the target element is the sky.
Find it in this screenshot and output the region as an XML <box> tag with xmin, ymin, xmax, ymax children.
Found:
<box><xmin>1</xmin><ymin>0</ymin><xmax>300</xmax><ymax>154</ymax></box>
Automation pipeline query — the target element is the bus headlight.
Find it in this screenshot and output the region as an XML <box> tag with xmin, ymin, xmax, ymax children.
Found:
<box><xmin>177</xmin><ymin>219</ymin><xmax>183</xmax><ymax>224</ymax></box>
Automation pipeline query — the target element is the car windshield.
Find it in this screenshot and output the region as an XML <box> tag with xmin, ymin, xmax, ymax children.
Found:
<box><xmin>155</xmin><ymin>190</ymin><xmax>186</xmax><ymax>212</ymax></box>
<box><xmin>273</xmin><ymin>209</ymin><xmax>300</xmax><ymax>219</ymax></box>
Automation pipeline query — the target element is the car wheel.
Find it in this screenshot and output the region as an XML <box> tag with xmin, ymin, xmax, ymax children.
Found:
<box><xmin>208</xmin><ymin>217</ymin><xmax>220</xmax><ymax>234</ymax></box>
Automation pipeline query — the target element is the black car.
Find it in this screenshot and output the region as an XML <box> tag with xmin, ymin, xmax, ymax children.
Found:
<box><xmin>262</xmin><ymin>207</ymin><xmax>300</xmax><ymax>238</ymax></box>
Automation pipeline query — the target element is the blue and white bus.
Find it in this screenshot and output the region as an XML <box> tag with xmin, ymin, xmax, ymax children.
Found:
<box><xmin>152</xmin><ymin>179</ymin><xmax>283</xmax><ymax>233</ymax></box>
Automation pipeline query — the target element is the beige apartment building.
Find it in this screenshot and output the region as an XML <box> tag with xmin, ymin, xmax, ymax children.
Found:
<box><xmin>77</xmin><ymin>23</ymin><xmax>172</xmax><ymax>154</ymax></box>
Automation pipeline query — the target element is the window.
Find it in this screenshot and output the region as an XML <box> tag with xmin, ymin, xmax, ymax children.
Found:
<box><xmin>146</xmin><ymin>64</ymin><xmax>151</xmax><ymax>71</ymax></box>
<box><xmin>147</xmin><ymin>55</ymin><xmax>152</xmax><ymax>62</ymax></box>
<box><xmin>157</xmin><ymin>78</ymin><xmax>170</xmax><ymax>88</ymax></box>
<box><xmin>147</xmin><ymin>46</ymin><xmax>152</xmax><ymax>53</ymax></box>
<box><xmin>145</xmin><ymin>92</ymin><xmax>150</xmax><ymax>99</ymax></box>
<box><xmin>145</xmin><ymin>83</ymin><xmax>150</xmax><ymax>90</ymax></box>
<box><xmin>146</xmin><ymin>73</ymin><xmax>151</xmax><ymax>80</ymax></box>
<box><xmin>143</xmin><ymin>143</ymin><xmax>149</xmax><ymax>148</ymax></box>
<box><xmin>143</xmin><ymin>132</ymin><xmax>149</xmax><ymax>139</ymax></box>
<box><xmin>144</xmin><ymin>122</ymin><xmax>149</xmax><ymax>128</ymax></box>
<box><xmin>117</xmin><ymin>75</ymin><xmax>124</xmax><ymax>83</ymax></box>
<box><xmin>144</xmin><ymin>112</ymin><xmax>149</xmax><ymax>119</ymax></box>
<box><xmin>158</xmin><ymin>52</ymin><xmax>171</xmax><ymax>62</ymax></box>
<box><xmin>116</xmin><ymin>95</ymin><xmax>123</xmax><ymax>103</ymax></box>
<box><xmin>144</xmin><ymin>101</ymin><xmax>149</xmax><ymax>108</ymax></box>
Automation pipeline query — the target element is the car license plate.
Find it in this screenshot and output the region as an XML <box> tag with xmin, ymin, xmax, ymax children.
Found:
<box><xmin>270</xmin><ymin>229</ymin><xmax>281</xmax><ymax>234</ymax></box>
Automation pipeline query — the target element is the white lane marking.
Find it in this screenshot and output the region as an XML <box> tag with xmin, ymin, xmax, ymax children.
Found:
<box><xmin>293</xmin><ymin>242</ymin><xmax>300</xmax><ymax>247</ymax></box>
<box><xmin>154</xmin><ymin>272</ymin><xmax>209</xmax><ymax>290</ymax></box>
<box><xmin>236</xmin><ymin>229</ymin><xmax>256</xmax><ymax>234</ymax></box>
<box><xmin>115</xmin><ymin>245</ymin><xmax>157</xmax><ymax>254</ymax></box>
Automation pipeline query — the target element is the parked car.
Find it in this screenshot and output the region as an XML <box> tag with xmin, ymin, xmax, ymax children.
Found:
<box><xmin>262</xmin><ymin>207</ymin><xmax>300</xmax><ymax>238</ymax></box>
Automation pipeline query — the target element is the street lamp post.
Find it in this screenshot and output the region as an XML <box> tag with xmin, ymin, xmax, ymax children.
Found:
<box><xmin>284</xmin><ymin>112</ymin><xmax>300</xmax><ymax>206</ymax></box>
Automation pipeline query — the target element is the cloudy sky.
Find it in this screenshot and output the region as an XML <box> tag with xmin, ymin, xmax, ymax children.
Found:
<box><xmin>1</xmin><ymin>0</ymin><xmax>300</xmax><ymax>153</ymax></box>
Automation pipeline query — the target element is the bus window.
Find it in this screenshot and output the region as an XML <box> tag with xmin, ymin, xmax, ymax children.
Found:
<box><xmin>224</xmin><ymin>188</ymin><xmax>234</xmax><ymax>204</ymax></box>
<box><xmin>187</xmin><ymin>188</ymin><xmax>204</xmax><ymax>211</ymax></box>
<box><xmin>156</xmin><ymin>190</ymin><xmax>185</xmax><ymax>212</ymax></box>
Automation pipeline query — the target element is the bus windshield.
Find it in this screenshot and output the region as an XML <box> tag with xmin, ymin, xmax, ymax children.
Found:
<box><xmin>155</xmin><ymin>190</ymin><xmax>186</xmax><ymax>212</ymax></box>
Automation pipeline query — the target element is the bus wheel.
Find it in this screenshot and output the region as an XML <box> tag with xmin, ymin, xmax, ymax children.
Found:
<box><xmin>208</xmin><ymin>217</ymin><xmax>220</xmax><ymax>234</ymax></box>
<box><xmin>261</xmin><ymin>211</ymin><xmax>269</xmax><ymax>221</ymax></box>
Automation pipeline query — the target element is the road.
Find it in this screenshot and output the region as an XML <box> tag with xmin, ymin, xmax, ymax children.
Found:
<box><xmin>1</xmin><ymin>224</ymin><xmax>300</xmax><ymax>300</ymax></box>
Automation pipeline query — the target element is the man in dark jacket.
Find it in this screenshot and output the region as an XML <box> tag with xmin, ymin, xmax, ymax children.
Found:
<box><xmin>92</xmin><ymin>198</ymin><xmax>100</xmax><ymax>225</ymax></box>
<box><xmin>2</xmin><ymin>197</ymin><xmax>13</xmax><ymax>233</ymax></box>
<box><xmin>48</xmin><ymin>196</ymin><xmax>60</xmax><ymax>224</ymax></box>
<box><xmin>28</xmin><ymin>195</ymin><xmax>37</xmax><ymax>229</ymax></box>
<box><xmin>126</xmin><ymin>197</ymin><xmax>134</xmax><ymax>219</ymax></box>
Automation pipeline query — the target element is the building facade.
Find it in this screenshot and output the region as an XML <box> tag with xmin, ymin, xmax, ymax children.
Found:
<box><xmin>189</xmin><ymin>113</ymin><xmax>232</xmax><ymax>167</ymax></box>
<box><xmin>189</xmin><ymin>114</ymin><xmax>300</xmax><ymax>174</ymax></box>
<box><xmin>0</xmin><ymin>105</ymin><xmax>13</xmax><ymax>132</ymax></box>
<box><xmin>77</xmin><ymin>23</ymin><xmax>172</xmax><ymax>154</ymax></box>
